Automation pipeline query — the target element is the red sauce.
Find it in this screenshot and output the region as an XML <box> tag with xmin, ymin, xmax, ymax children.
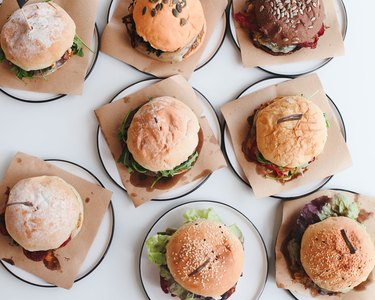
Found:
<box><xmin>23</xmin><ymin>249</ymin><xmax>48</xmax><ymax>261</ymax></box>
<box><xmin>0</xmin><ymin>213</ymin><xmax>9</xmax><ymax>236</ymax></box>
<box><xmin>2</xmin><ymin>258</ymin><xmax>14</xmax><ymax>265</ymax></box>
<box><xmin>59</xmin><ymin>236</ymin><xmax>71</xmax><ymax>248</ymax></box>
<box><xmin>43</xmin><ymin>251</ymin><xmax>61</xmax><ymax>271</ymax></box>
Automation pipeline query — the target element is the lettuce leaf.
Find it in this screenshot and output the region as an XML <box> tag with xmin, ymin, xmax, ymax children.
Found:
<box><xmin>145</xmin><ymin>234</ymin><xmax>169</xmax><ymax>266</ymax></box>
<box><xmin>318</xmin><ymin>193</ymin><xmax>359</xmax><ymax>220</ymax></box>
<box><xmin>183</xmin><ymin>208</ymin><xmax>222</xmax><ymax>223</ymax></box>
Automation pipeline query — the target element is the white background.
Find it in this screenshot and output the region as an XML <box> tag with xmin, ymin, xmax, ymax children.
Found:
<box><xmin>0</xmin><ymin>0</ymin><xmax>374</xmax><ymax>299</ymax></box>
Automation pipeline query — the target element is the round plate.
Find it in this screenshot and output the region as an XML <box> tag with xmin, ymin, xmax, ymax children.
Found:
<box><xmin>97</xmin><ymin>78</ymin><xmax>222</xmax><ymax>201</ymax></box>
<box><xmin>288</xmin><ymin>188</ymin><xmax>358</xmax><ymax>299</ymax></box>
<box><xmin>228</xmin><ymin>0</ymin><xmax>348</xmax><ymax>76</ymax></box>
<box><xmin>0</xmin><ymin>24</ymin><xmax>100</xmax><ymax>103</ymax></box>
<box><xmin>223</xmin><ymin>77</ymin><xmax>347</xmax><ymax>200</ymax></box>
<box><xmin>139</xmin><ymin>200</ymin><xmax>269</xmax><ymax>300</ymax></box>
<box><xmin>106</xmin><ymin>0</ymin><xmax>226</xmax><ymax>73</ymax></box>
<box><xmin>0</xmin><ymin>159</ymin><xmax>115</xmax><ymax>287</ymax></box>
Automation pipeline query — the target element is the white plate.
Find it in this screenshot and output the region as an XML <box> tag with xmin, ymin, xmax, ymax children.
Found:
<box><xmin>0</xmin><ymin>24</ymin><xmax>100</xmax><ymax>103</ymax></box>
<box><xmin>0</xmin><ymin>159</ymin><xmax>115</xmax><ymax>287</ymax></box>
<box><xmin>228</xmin><ymin>0</ymin><xmax>348</xmax><ymax>76</ymax></box>
<box><xmin>223</xmin><ymin>77</ymin><xmax>346</xmax><ymax>199</ymax></box>
<box><xmin>107</xmin><ymin>0</ymin><xmax>227</xmax><ymax>72</ymax></box>
<box><xmin>139</xmin><ymin>200</ymin><xmax>268</xmax><ymax>300</ymax></box>
<box><xmin>97</xmin><ymin>78</ymin><xmax>221</xmax><ymax>201</ymax></box>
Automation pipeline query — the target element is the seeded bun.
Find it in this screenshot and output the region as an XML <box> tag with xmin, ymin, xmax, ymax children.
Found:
<box><xmin>166</xmin><ymin>219</ymin><xmax>244</xmax><ymax>297</ymax></box>
<box><xmin>252</xmin><ymin>0</ymin><xmax>324</xmax><ymax>47</ymax></box>
<box><xmin>5</xmin><ymin>176</ymin><xmax>84</xmax><ymax>252</ymax></box>
<box><xmin>127</xmin><ymin>96</ymin><xmax>200</xmax><ymax>172</ymax></box>
<box><xmin>300</xmin><ymin>217</ymin><xmax>375</xmax><ymax>292</ymax></box>
<box><xmin>132</xmin><ymin>0</ymin><xmax>206</xmax><ymax>60</ymax></box>
<box><xmin>256</xmin><ymin>95</ymin><xmax>327</xmax><ymax>168</ymax></box>
<box><xmin>0</xmin><ymin>2</ymin><xmax>76</xmax><ymax>71</ymax></box>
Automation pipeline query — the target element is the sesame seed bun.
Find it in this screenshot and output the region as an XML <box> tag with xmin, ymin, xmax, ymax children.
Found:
<box><xmin>0</xmin><ymin>2</ymin><xmax>76</xmax><ymax>71</ymax></box>
<box><xmin>300</xmin><ymin>217</ymin><xmax>375</xmax><ymax>293</ymax></box>
<box><xmin>132</xmin><ymin>0</ymin><xmax>206</xmax><ymax>61</ymax></box>
<box><xmin>127</xmin><ymin>96</ymin><xmax>200</xmax><ymax>172</ymax></box>
<box><xmin>5</xmin><ymin>176</ymin><xmax>84</xmax><ymax>252</ymax></box>
<box><xmin>255</xmin><ymin>95</ymin><xmax>327</xmax><ymax>168</ymax></box>
<box><xmin>166</xmin><ymin>219</ymin><xmax>244</xmax><ymax>297</ymax></box>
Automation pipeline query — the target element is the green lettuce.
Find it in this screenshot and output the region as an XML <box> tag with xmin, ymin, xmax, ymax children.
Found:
<box><xmin>183</xmin><ymin>208</ymin><xmax>222</xmax><ymax>223</ymax></box>
<box><xmin>145</xmin><ymin>234</ymin><xmax>169</xmax><ymax>266</ymax></box>
<box><xmin>317</xmin><ymin>193</ymin><xmax>359</xmax><ymax>221</ymax></box>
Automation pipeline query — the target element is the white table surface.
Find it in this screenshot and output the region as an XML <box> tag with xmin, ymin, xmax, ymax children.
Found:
<box><xmin>0</xmin><ymin>0</ymin><xmax>374</xmax><ymax>299</ymax></box>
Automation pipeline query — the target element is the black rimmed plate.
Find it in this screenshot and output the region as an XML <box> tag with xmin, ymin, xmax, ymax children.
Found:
<box><xmin>228</xmin><ymin>0</ymin><xmax>347</xmax><ymax>76</ymax></box>
<box><xmin>223</xmin><ymin>77</ymin><xmax>347</xmax><ymax>200</ymax></box>
<box><xmin>106</xmin><ymin>0</ymin><xmax>227</xmax><ymax>74</ymax></box>
<box><xmin>97</xmin><ymin>78</ymin><xmax>222</xmax><ymax>201</ymax></box>
<box><xmin>0</xmin><ymin>24</ymin><xmax>100</xmax><ymax>103</ymax></box>
<box><xmin>0</xmin><ymin>159</ymin><xmax>115</xmax><ymax>287</ymax></box>
<box><xmin>139</xmin><ymin>200</ymin><xmax>269</xmax><ymax>300</ymax></box>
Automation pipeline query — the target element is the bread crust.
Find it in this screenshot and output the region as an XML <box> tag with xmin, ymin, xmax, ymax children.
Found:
<box><xmin>256</xmin><ymin>96</ymin><xmax>327</xmax><ymax>168</ymax></box>
<box><xmin>166</xmin><ymin>220</ymin><xmax>244</xmax><ymax>297</ymax></box>
<box><xmin>127</xmin><ymin>96</ymin><xmax>200</xmax><ymax>172</ymax></box>
<box><xmin>0</xmin><ymin>2</ymin><xmax>76</xmax><ymax>71</ymax></box>
<box><xmin>300</xmin><ymin>217</ymin><xmax>375</xmax><ymax>292</ymax></box>
<box><xmin>5</xmin><ymin>176</ymin><xmax>83</xmax><ymax>252</ymax></box>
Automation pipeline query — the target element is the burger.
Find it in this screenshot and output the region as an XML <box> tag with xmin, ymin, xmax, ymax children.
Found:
<box><xmin>234</xmin><ymin>0</ymin><xmax>325</xmax><ymax>55</ymax></box>
<box><xmin>118</xmin><ymin>96</ymin><xmax>200</xmax><ymax>187</ymax></box>
<box><xmin>242</xmin><ymin>95</ymin><xmax>328</xmax><ymax>182</ymax></box>
<box><xmin>280</xmin><ymin>193</ymin><xmax>375</xmax><ymax>295</ymax></box>
<box><xmin>2</xmin><ymin>176</ymin><xmax>83</xmax><ymax>257</ymax></box>
<box><xmin>0</xmin><ymin>2</ymin><xmax>85</xmax><ymax>80</ymax></box>
<box><xmin>146</xmin><ymin>208</ymin><xmax>244</xmax><ymax>299</ymax></box>
<box><xmin>123</xmin><ymin>0</ymin><xmax>206</xmax><ymax>62</ymax></box>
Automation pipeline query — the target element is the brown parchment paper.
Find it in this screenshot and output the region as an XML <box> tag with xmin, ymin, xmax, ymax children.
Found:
<box><xmin>101</xmin><ymin>0</ymin><xmax>227</xmax><ymax>79</ymax></box>
<box><xmin>233</xmin><ymin>0</ymin><xmax>345</xmax><ymax>68</ymax></box>
<box><xmin>221</xmin><ymin>74</ymin><xmax>352</xmax><ymax>198</ymax></box>
<box><xmin>0</xmin><ymin>152</ymin><xmax>113</xmax><ymax>289</ymax></box>
<box><xmin>275</xmin><ymin>189</ymin><xmax>375</xmax><ymax>299</ymax></box>
<box><xmin>0</xmin><ymin>0</ymin><xmax>99</xmax><ymax>95</ymax></box>
<box><xmin>95</xmin><ymin>75</ymin><xmax>227</xmax><ymax>207</ymax></box>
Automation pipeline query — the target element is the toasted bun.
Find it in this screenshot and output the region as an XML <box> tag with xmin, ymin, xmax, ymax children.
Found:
<box><xmin>0</xmin><ymin>2</ymin><xmax>76</xmax><ymax>71</ymax></box>
<box><xmin>252</xmin><ymin>0</ymin><xmax>324</xmax><ymax>46</ymax></box>
<box><xmin>166</xmin><ymin>219</ymin><xmax>244</xmax><ymax>297</ymax></box>
<box><xmin>132</xmin><ymin>0</ymin><xmax>206</xmax><ymax>53</ymax></box>
<box><xmin>5</xmin><ymin>176</ymin><xmax>83</xmax><ymax>252</ymax></box>
<box><xmin>256</xmin><ymin>96</ymin><xmax>327</xmax><ymax>168</ymax></box>
<box><xmin>127</xmin><ymin>96</ymin><xmax>200</xmax><ymax>172</ymax></box>
<box><xmin>300</xmin><ymin>217</ymin><xmax>375</xmax><ymax>292</ymax></box>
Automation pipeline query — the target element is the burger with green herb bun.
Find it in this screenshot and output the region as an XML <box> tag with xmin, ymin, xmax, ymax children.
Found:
<box><xmin>118</xmin><ymin>96</ymin><xmax>200</xmax><ymax>187</ymax></box>
<box><xmin>0</xmin><ymin>2</ymin><xmax>85</xmax><ymax>80</ymax></box>
<box><xmin>123</xmin><ymin>0</ymin><xmax>206</xmax><ymax>62</ymax></box>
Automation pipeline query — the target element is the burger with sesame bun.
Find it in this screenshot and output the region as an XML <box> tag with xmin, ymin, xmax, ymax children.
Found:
<box><xmin>146</xmin><ymin>208</ymin><xmax>244</xmax><ymax>300</ymax></box>
<box><xmin>123</xmin><ymin>0</ymin><xmax>206</xmax><ymax>62</ymax></box>
<box><xmin>234</xmin><ymin>0</ymin><xmax>325</xmax><ymax>55</ymax></box>
<box><xmin>280</xmin><ymin>193</ymin><xmax>375</xmax><ymax>296</ymax></box>
<box><xmin>0</xmin><ymin>2</ymin><xmax>86</xmax><ymax>80</ymax></box>
<box><xmin>242</xmin><ymin>95</ymin><xmax>329</xmax><ymax>182</ymax></box>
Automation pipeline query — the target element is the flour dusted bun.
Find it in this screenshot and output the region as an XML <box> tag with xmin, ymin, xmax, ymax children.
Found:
<box><xmin>300</xmin><ymin>217</ymin><xmax>375</xmax><ymax>292</ymax></box>
<box><xmin>5</xmin><ymin>176</ymin><xmax>83</xmax><ymax>252</ymax></box>
<box><xmin>166</xmin><ymin>219</ymin><xmax>244</xmax><ymax>297</ymax></box>
<box><xmin>127</xmin><ymin>96</ymin><xmax>200</xmax><ymax>172</ymax></box>
<box><xmin>0</xmin><ymin>2</ymin><xmax>76</xmax><ymax>71</ymax></box>
<box><xmin>256</xmin><ymin>95</ymin><xmax>327</xmax><ymax>168</ymax></box>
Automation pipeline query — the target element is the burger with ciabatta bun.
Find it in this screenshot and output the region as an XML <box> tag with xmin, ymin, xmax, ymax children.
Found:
<box><xmin>123</xmin><ymin>0</ymin><xmax>206</xmax><ymax>62</ymax></box>
<box><xmin>242</xmin><ymin>95</ymin><xmax>328</xmax><ymax>182</ymax></box>
<box><xmin>0</xmin><ymin>2</ymin><xmax>85</xmax><ymax>79</ymax></box>
<box><xmin>4</xmin><ymin>176</ymin><xmax>83</xmax><ymax>253</ymax></box>
<box><xmin>235</xmin><ymin>0</ymin><xmax>325</xmax><ymax>55</ymax></box>
<box><xmin>118</xmin><ymin>96</ymin><xmax>200</xmax><ymax>187</ymax></box>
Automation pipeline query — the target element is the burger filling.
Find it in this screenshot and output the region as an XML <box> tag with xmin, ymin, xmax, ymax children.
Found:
<box><xmin>146</xmin><ymin>208</ymin><xmax>244</xmax><ymax>300</ymax></box>
<box><xmin>117</xmin><ymin>106</ymin><xmax>199</xmax><ymax>188</ymax></box>
<box><xmin>282</xmin><ymin>194</ymin><xmax>361</xmax><ymax>295</ymax></box>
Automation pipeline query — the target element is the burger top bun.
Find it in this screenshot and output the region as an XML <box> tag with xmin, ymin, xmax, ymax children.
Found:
<box><xmin>256</xmin><ymin>95</ymin><xmax>327</xmax><ymax>168</ymax></box>
<box><xmin>127</xmin><ymin>96</ymin><xmax>200</xmax><ymax>172</ymax></box>
<box><xmin>166</xmin><ymin>219</ymin><xmax>244</xmax><ymax>297</ymax></box>
<box><xmin>253</xmin><ymin>0</ymin><xmax>324</xmax><ymax>46</ymax></box>
<box><xmin>0</xmin><ymin>2</ymin><xmax>76</xmax><ymax>71</ymax></box>
<box><xmin>132</xmin><ymin>0</ymin><xmax>206</xmax><ymax>52</ymax></box>
<box><xmin>5</xmin><ymin>176</ymin><xmax>84</xmax><ymax>252</ymax></box>
<box><xmin>300</xmin><ymin>216</ymin><xmax>375</xmax><ymax>293</ymax></box>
